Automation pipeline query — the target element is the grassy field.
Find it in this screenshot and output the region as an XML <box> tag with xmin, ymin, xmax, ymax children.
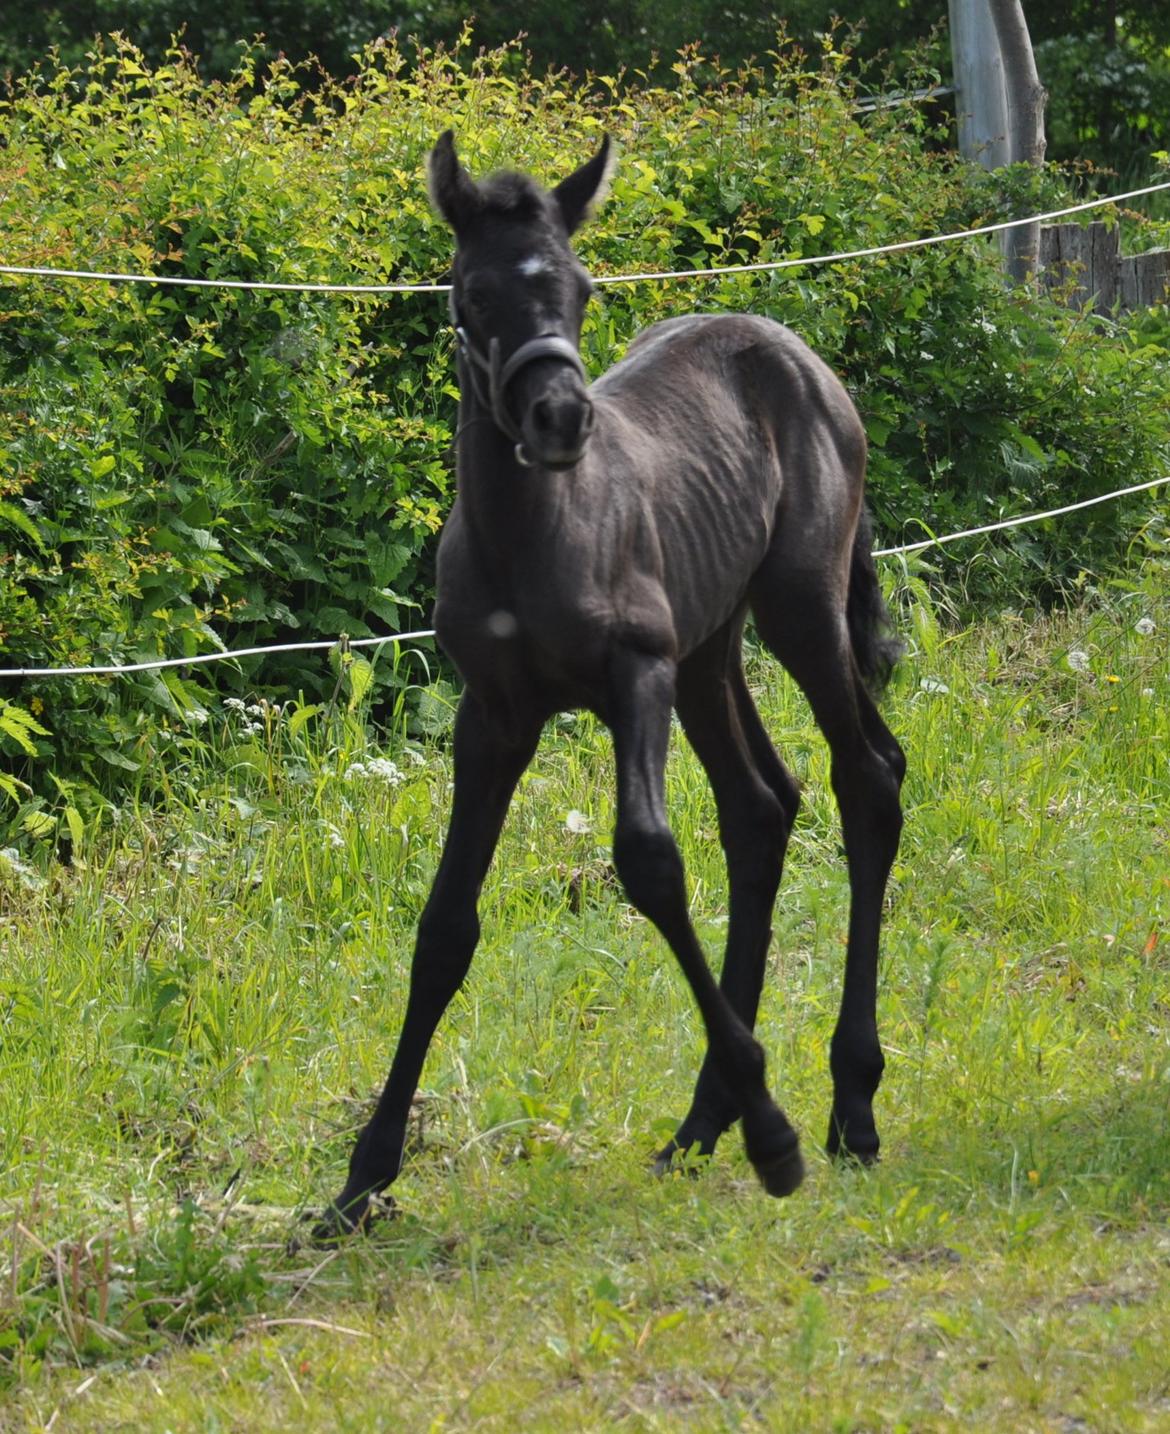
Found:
<box><xmin>2</xmin><ymin>555</ymin><xmax>1169</xmax><ymax>1431</ymax></box>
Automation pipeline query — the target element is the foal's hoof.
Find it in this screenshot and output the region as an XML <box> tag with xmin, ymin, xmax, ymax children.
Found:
<box><xmin>652</xmin><ymin>1139</ymin><xmax>712</xmax><ymax>1180</ymax></box>
<box><xmin>826</xmin><ymin>1115</ymin><xmax>880</xmax><ymax>1167</ymax></box>
<box><xmin>751</xmin><ymin>1140</ymin><xmax>805</xmax><ymax>1198</ymax></box>
<box><xmin>743</xmin><ymin>1113</ymin><xmax>804</xmax><ymax>1198</ymax></box>
<box><xmin>305</xmin><ymin>1192</ymin><xmax>396</xmax><ymax>1248</ymax></box>
<box><xmin>743</xmin><ymin>1104</ymin><xmax>804</xmax><ymax>1198</ymax></box>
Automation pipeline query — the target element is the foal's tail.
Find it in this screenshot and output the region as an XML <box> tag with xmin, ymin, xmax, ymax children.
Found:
<box><xmin>846</xmin><ymin>505</ymin><xmax>903</xmax><ymax>698</ymax></box>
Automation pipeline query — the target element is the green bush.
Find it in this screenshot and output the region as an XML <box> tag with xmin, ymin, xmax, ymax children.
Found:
<box><xmin>1</xmin><ymin>34</ymin><xmax>1168</xmax><ymax>847</ymax></box>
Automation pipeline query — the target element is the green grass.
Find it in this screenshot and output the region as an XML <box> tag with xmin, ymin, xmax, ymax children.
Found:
<box><xmin>2</xmin><ymin>558</ymin><xmax>1169</xmax><ymax>1431</ymax></box>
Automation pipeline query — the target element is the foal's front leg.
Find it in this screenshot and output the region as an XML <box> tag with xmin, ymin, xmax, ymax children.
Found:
<box><xmin>315</xmin><ymin>693</ymin><xmax>541</xmax><ymax>1241</ymax></box>
<box><xmin>607</xmin><ymin>647</ymin><xmax>804</xmax><ymax>1197</ymax></box>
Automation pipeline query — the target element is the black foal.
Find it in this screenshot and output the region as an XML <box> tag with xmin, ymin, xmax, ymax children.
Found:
<box><xmin>317</xmin><ymin>132</ymin><xmax>904</xmax><ymax>1239</ymax></box>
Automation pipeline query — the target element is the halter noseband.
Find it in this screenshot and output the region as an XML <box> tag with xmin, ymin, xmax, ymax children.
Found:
<box><xmin>449</xmin><ymin>290</ymin><xmax>589</xmax><ymax>467</ymax></box>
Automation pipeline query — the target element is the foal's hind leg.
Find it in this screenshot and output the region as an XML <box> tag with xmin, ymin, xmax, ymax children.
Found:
<box><xmin>655</xmin><ymin>630</ymin><xmax>800</xmax><ymax>1174</ymax></box>
<box><xmin>752</xmin><ymin>584</ymin><xmax>904</xmax><ymax>1165</ymax></box>
<box><xmin>315</xmin><ymin>692</ymin><xmax>541</xmax><ymax>1240</ymax></box>
<box><xmin>608</xmin><ymin>645</ymin><xmax>804</xmax><ymax>1197</ymax></box>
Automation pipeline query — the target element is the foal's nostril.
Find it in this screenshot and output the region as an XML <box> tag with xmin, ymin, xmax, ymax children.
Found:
<box><xmin>530</xmin><ymin>393</ymin><xmax>591</xmax><ymax>446</ymax></box>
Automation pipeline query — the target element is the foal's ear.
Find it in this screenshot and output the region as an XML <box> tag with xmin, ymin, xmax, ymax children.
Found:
<box><xmin>427</xmin><ymin>130</ymin><xmax>481</xmax><ymax>233</ymax></box>
<box><xmin>551</xmin><ymin>135</ymin><xmax>617</xmax><ymax>235</ymax></box>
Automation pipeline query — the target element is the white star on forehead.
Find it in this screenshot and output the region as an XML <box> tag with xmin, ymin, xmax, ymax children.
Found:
<box><xmin>517</xmin><ymin>254</ymin><xmax>550</xmax><ymax>277</ymax></box>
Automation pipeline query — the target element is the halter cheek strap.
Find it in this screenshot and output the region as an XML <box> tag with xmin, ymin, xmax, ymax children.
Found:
<box><xmin>449</xmin><ymin>292</ymin><xmax>588</xmax><ymax>463</ymax></box>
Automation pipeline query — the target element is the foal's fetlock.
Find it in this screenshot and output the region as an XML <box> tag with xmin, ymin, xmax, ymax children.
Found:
<box><xmin>742</xmin><ymin>1102</ymin><xmax>804</xmax><ymax>1198</ymax></box>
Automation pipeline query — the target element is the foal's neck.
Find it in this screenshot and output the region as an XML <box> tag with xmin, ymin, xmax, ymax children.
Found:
<box><xmin>454</xmin><ymin>385</ymin><xmax>564</xmax><ymax>545</ymax></box>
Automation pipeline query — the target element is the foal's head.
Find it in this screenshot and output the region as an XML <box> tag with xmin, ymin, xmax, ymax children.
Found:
<box><xmin>428</xmin><ymin>131</ymin><xmax>616</xmax><ymax>470</ymax></box>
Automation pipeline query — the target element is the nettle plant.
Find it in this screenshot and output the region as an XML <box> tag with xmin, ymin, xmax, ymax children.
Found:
<box><xmin>1</xmin><ymin>33</ymin><xmax>1167</xmax><ymax>849</ymax></box>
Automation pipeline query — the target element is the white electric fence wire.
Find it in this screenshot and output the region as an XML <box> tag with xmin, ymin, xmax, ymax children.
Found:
<box><xmin>2</xmin><ymin>180</ymin><xmax>1169</xmax><ymax>294</ymax></box>
<box><xmin>3</xmin><ymin>476</ymin><xmax>1165</xmax><ymax>680</ymax></box>
<box><xmin>0</xmin><ymin>630</ymin><xmax>439</xmax><ymax>679</ymax></box>
<box><xmin>870</xmin><ymin>474</ymin><xmax>1170</xmax><ymax>557</ymax></box>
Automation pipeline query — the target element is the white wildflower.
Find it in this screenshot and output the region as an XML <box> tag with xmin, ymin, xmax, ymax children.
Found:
<box><xmin>565</xmin><ymin>809</ymin><xmax>593</xmax><ymax>834</ymax></box>
<box><xmin>343</xmin><ymin>762</ymin><xmax>368</xmax><ymax>781</ymax></box>
<box><xmin>1134</xmin><ymin>617</ymin><xmax>1156</xmax><ymax>637</ymax></box>
<box><xmin>365</xmin><ymin>758</ymin><xmax>403</xmax><ymax>785</ymax></box>
<box><xmin>224</xmin><ymin>697</ymin><xmax>246</xmax><ymax>712</ymax></box>
<box><xmin>1066</xmin><ymin>649</ymin><xmax>1091</xmax><ymax>673</ymax></box>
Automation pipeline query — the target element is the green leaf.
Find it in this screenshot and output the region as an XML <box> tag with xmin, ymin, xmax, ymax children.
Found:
<box><xmin>0</xmin><ymin>702</ymin><xmax>50</xmax><ymax>754</ymax></box>
<box><xmin>0</xmin><ymin>771</ymin><xmax>32</xmax><ymax>804</ymax></box>
<box><xmin>63</xmin><ymin>804</ymin><xmax>85</xmax><ymax>848</ymax></box>
<box><xmin>346</xmin><ymin>656</ymin><xmax>375</xmax><ymax>711</ymax></box>
<box><xmin>22</xmin><ymin>809</ymin><xmax>55</xmax><ymax>840</ymax></box>
<box><xmin>96</xmin><ymin>749</ymin><xmax>141</xmax><ymax>772</ymax></box>
<box><xmin>0</xmin><ymin>500</ymin><xmax>46</xmax><ymax>549</ymax></box>
<box><xmin>287</xmin><ymin>703</ymin><xmax>321</xmax><ymax>738</ymax></box>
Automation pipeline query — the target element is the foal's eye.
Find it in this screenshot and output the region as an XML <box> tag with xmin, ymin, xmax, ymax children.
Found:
<box><xmin>461</xmin><ymin>277</ymin><xmax>492</xmax><ymax>317</ymax></box>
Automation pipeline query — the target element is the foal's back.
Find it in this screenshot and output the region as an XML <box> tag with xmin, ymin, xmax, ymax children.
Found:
<box><xmin>562</xmin><ymin>312</ymin><xmax>868</xmax><ymax>663</ymax></box>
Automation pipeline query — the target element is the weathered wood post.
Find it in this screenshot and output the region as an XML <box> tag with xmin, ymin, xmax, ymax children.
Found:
<box><xmin>949</xmin><ymin>0</ymin><xmax>1046</xmax><ymax>283</ymax></box>
<box><xmin>948</xmin><ymin>0</ymin><xmax>1011</xmax><ymax>169</ymax></box>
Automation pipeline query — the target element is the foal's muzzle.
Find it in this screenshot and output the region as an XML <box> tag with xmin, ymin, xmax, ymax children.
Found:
<box><xmin>521</xmin><ymin>381</ymin><xmax>595</xmax><ymax>471</ymax></box>
<box><xmin>451</xmin><ymin>296</ymin><xmax>593</xmax><ymax>469</ymax></box>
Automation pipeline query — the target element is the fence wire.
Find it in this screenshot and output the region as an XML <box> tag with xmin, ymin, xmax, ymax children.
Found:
<box><xmin>3</xmin><ymin>476</ymin><xmax>1165</xmax><ymax>680</ymax></box>
<box><xmin>2</xmin><ymin>180</ymin><xmax>1169</xmax><ymax>295</ymax></box>
<box><xmin>2</xmin><ymin>174</ymin><xmax>1168</xmax><ymax>681</ymax></box>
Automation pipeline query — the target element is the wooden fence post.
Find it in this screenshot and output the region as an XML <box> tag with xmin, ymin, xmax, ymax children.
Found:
<box><xmin>1040</xmin><ymin>223</ymin><xmax>1170</xmax><ymax>314</ymax></box>
<box><xmin>1119</xmin><ymin>251</ymin><xmax>1170</xmax><ymax>310</ymax></box>
<box><xmin>949</xmin><ymin>0</ymin><xmax>1046</xmax><ymax>284</ymax></box>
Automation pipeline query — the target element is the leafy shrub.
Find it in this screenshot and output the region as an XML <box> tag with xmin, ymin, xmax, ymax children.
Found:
<box><xmin>1035</xmin><ymin>32</ymin><xmax>1170</xmax><ymax>181</ymax></box>
<box><xmin>1</xmin><ymin>33</ymin><xmax>1168</xmax><ymax>847</ymax></box>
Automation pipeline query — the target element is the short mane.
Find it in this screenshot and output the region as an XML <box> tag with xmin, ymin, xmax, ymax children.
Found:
<box><xmin>478</xmin><ymin>171</ymin><xmax>548</xmax><ymax>220</ymax></box>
